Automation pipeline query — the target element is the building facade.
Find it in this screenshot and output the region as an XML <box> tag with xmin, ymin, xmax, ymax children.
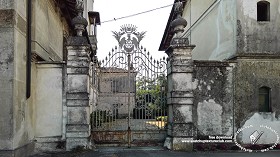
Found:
<box><xmin>0</xmin><ymin>0</ymin><xmax>99</xmax><ymax>156</ymax></box>
<box><xmin>97</xmin><ymin>67</ymin><xmax>136</xmax><ymax>118</ymax></box>
<box><xmin>160</xmin><ymin>0</ymin><xmax>280</xmax><ymax>150</ymax></box>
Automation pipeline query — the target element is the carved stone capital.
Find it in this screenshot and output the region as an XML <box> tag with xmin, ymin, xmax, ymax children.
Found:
<box><xmin>171</xmin><ymin>37</ymin><xmax>189</xmax><ymax>47</ymax></box>
<box><xmin>165</xmin><ymin>41</ymin><xmax>195</xmax><ymax>57</ymax></box>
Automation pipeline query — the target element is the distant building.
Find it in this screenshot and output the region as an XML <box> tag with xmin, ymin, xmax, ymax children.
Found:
<box><xmin>97</xmin><ymin>67</ymin><xmax>136</xmax><ymax>118</ymax></box>
<box><xmin>160</xmin><ymin>0</ymin><xmax>280</xmax><ymax>148</ymax></box>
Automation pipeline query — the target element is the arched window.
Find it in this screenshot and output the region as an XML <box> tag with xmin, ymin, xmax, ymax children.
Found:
<box><xmin>257</xmin><ymin>1</ymin><xmax>270</xmax><ymax>21</ymax></box>
<box><xmin>258</xmin><ymin>86</ymin><xmax>271</xmax><ymax>112</ymax></box>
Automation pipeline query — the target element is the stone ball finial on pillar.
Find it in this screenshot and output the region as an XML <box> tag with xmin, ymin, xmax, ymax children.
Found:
<box><xmin>168</xmin><ymin>1</ymin><xmax>190</xmax><ymax>48</ymax></box>
<box><xmin>170</xmin><ymin>1</ymin><xmax>187</xmax><ymax>37</ymax></box>
<box><xmin>164</xmin><ymin>2</ymin><xmax>196</xmax><ymax>151</ymax></box>
<box><xmin>72</xmin><ymin>0</ymin><xmax>88</xmax><ymax>36</ymax></box>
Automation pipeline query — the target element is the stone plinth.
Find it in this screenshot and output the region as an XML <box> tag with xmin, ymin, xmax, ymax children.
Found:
<box><xmin>165</xmin><ymin>40</ymin><xmax>196</xmax><ymax>151</ymax></box>
<box><xmin>66</xmin><ymin>37</ymin><xmax>91</xmax><ymax>150</ymax></box>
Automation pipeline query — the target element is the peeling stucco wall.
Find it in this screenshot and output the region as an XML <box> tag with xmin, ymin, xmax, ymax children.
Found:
<box><xmin>182</xmin><ymin>0</ymin><xmax>237</xmax><ymax>60</ymax></box>
<box><xmin>0</xmin><ymin>0</ymin><xmax>37</xmax><ymax>151</ymax></box>
<box><xmin>237</xmin><ymin>0</ymin><xmax>280</xmax><ymax>54</ymax></box>
<box><xmin>197</xmin><ymin>99</ymin><xmax>223</xmax><ymax>135</ymax></box>
<box><xmin>193</xmin><ymin>61</ymin><xmax>234</xmax><ymax>137</ymax></box>
<box><xmin>181</xmin><ymin>0</ymin><xmax>280</xmax><ymax>58</ymax></box>
<box><xmin>0</xmin><ymin>0</ymin><xmax>69</xmax><ymax>153</ymax></box>
<box><xmin>234</xmin><ymin>60</ymin><xmax>280</xmax><ymax>134</ymax></box>
<box><xmin>0</xmin><ymin>11</ymin><xmax>14</xmax><ymax>150</ymax></box>
<box><xmin>0</xmin><ymin>0</ymin><xmax>97</xmax><ymax>154</ymax></box>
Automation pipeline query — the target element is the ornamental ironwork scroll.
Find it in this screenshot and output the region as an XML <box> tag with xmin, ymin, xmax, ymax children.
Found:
<box><xmin>93</xmin><ymin>24</ymin><xmax>167</xmax><ymax>146</ymax></box>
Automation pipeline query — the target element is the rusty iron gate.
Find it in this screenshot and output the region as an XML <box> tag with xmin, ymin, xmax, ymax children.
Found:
<box><xmin>92</xmin><ymin>24</ymin><xmax>167</xmax><ymax>147</ymax></box>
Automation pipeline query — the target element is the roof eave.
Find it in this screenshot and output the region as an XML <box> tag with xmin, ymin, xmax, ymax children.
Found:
<box><xmin>158</xmin><ymin>0</ymin><xmax>187</xmax><ymax>51</ymax></box>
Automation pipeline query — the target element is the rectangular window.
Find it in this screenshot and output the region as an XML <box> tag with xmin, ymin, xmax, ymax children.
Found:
<box><xmin>257</xmin><ymin>1</ymin><xmax>270</xmax><ymax>21</ymax></box>
<box><xmin>258</xmin><ymin>87</ymin><xmax>271</xmax><ymax>112</ymax></box>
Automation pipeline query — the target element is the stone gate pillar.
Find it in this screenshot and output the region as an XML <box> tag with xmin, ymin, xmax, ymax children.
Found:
<box><xmin>65</xmin><ymin>1</ymin><xmax>91</xmax><ymax>150</ymax></box>
<box><xmin>164</xmin><ymin>2</ymin><xmax>195</xmax><ymax>151</ymax></box>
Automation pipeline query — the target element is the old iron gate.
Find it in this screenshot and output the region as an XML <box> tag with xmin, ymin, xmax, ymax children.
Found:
<box><xmin>92</xmin><ymin>24</ymin><xmax>167</xmax><ymax>147</ymax></box>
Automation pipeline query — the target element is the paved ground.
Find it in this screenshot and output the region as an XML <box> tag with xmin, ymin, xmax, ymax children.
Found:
<box><xmin>32</xmin><ymin>147</ymin><xmax>280</xmax><ymax>157</ymax></box>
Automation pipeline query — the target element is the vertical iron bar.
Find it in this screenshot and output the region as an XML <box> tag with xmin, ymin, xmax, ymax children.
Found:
<box><xmin>96</xmin><ymin>110</ymin><xmax>98</xmax><ymax>128</ymax></box>
<box><xmin>114</xmin><ymin>104</ymin><xmax>117</xmax><ymax>126</ymax></box>
<box><xmin>161</xmin><ymin>72</ymin><xmax>164</xmax><ymax>129</ymax></box>
<box><xmin>145</xmin><ymin>51</ymin><xmax>147</xmax><ymax>120</ymax></box>
<box><xmin>156</xmin><ymin>61</ymin><xmax>159</xmax><ymax>129</ymax></box>
<box><xmin>127</xmin><ymin>53</ymin><xmax>131</xmax><ymax>148</ymax></box>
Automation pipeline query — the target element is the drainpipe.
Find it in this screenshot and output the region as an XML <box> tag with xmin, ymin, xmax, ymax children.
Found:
<box><xmin>26</xmin><ymin>0</ymin><xmax>32</xmax><ymax>98</ymax></box>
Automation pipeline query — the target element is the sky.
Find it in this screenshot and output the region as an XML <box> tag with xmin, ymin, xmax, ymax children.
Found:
<box><xmin>93</xmin><ymin>0</ymin><xmax>174</xmax><ymax>61</ymax></box>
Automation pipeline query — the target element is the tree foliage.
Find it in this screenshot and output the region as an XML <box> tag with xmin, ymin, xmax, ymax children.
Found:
<box><xmin>135</xmin><ymin>74</ymin><xmax>167</xmax><ymax>110</ymax></box>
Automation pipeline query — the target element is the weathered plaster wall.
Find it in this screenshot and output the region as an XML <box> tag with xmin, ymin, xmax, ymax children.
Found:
<box><xmin>234</xmin><ymin>60</ymin><xmax>280</xmax><ymax>144</ymax></box>
<box><xmin>0</xmin><ymin>8</ymin><xmax>14</xmax><ymax>150</ymax></box>
<box><xmin>183</xmin><ymin>0</ymin><xmax>216</xmax><ymax>26</ymax></box>
<box><xmin>193</xmin><ymin>61</ymin><xmax>234</xmax><ymax>137</ymax></box>
<box><xmin>0</xmin><ymin>0</ymin><xmax>72</xmax><ymax>153</ymax></box>
<box><xmin>0</xmin><ymin>0</ymin><xmax>36</xmax><ymax>151</ymax></box>
<box><xmin>32</xmin><ymin>0</ymin><xmax>67</xmax><ymax>61</ymax></box>
<box><xmin>34</xmin><ymin>63</ymin><xmax>65</xmax><ymax>151</ymax></box>
<box><xmin>0</xmin><ymin>0</ymin><xmax>13</xmax><ymax>9</ymax></box>
<box><xmin>237</xmin><ymin>0</ymin><xmax>280</xmax><ymax>54</ymax></box>
<box><xmin>35</xmin><ymin>64</ymin><xmax>63</xmax><ymax>137</ymax></box>
<box><xmin>12</xmin><ymin>0</ymin><xmax>36</xmax><ymax>151</ymax></box>
<box><xmin>182</xmin><ymin>0</ymin><xmax>237</xmax><ymax>60</ymax></box>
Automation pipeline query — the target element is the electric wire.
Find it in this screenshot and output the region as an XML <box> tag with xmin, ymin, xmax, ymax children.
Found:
<box><xmin>101</xmin><ymin>0</ymin><xmax>186</xmax><ymax>24</ymax></box>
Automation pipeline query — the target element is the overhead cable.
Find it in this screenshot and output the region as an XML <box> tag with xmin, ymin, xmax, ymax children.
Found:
<box><xmin>100</xmin><ymin>3</ymin><xmax>177</xmax><ymax>24</ymax></box>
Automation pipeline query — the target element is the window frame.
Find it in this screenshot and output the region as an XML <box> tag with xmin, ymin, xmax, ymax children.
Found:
<box><xmin>258</xmin><ymin>86</ymin><xmax>271</xmax><ymax>112</ymax></box>
<box><xmin>257</xmin><ymin>1</ymin><xmax>270</xmax><ymax>22</ymax></box>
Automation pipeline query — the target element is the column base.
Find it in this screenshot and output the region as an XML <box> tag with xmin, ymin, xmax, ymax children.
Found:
<box><xmin>66</xmin><ymin>137</ymin><xmax>91</xmax><ymax>151</ymax></box>
<box><xmin>164</xmin><ymin>137</ymin><xmax>193</xmax><ymax>151</ymax></box>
